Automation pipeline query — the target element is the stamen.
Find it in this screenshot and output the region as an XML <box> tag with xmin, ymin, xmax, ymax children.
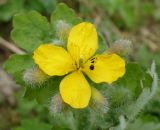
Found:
<box><xmin>70</xmin><ymin>43</ymin><xmax>80</xmax><ymax>68</ymax></box>
<box><xmin>91</xmin><ymin>57</ymin><xmax>96</xmax><ymax>61</ymax></box>
<box><xmin>79</xmin><ymin>57</ymin><xmax>83</xmax><ymax>68</ymax></box>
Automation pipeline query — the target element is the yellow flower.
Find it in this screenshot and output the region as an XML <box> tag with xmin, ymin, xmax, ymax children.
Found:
<box><xmin>33</xmin><ymin>22</ymin><xmax>125</xmax><ymax>109</ymax></box>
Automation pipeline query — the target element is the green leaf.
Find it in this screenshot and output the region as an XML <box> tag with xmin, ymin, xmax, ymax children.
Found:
<box><xmin>0</xmin><ymin>0</ymin><xmax>23</xmax><ymax>22</ymax></box>
<box><xmin>111</xmin><ymin>62</ymin><xmax>159</xmax><ymax>130</ymax></box>
<box><xmin>12</xmin><ymin>118</ymin><xmax>52</xmax><ymax>130</ymax></box>
<box><xmin>38</xmin><ymin>0</ymin><xmax>58</xmax><ymax>14</ymax></box>
<box><xmin>24</xmin><ymin>77</ymin><xmax>62</xmax><ymax>104</ymax></box>
<box><xmin>126</xmin><ymin>119</ymin><xmax>160</xmax><ymax>130</ymax></box>
<box><xmin>51</xmin><ymin>3</ymin><xmax>82</xmax><ymax>34</ymax></box>
<box><xmin>116</xmin><ymin>62</ymin><xmax>154</xmax><ymax>98</ymax></box>
<box><xmin>115</xmin><ymin>63</ymin><xmax>144</xmax><ymax>95</ymax></box>
<box><xmin>51</xmin><ymin>110</ymin><xmax>77</xmax><ymax>130</ymax></box>
<box><xmin>0</xmin><ymin>0</ymin><xmax>58</xmax><ymax>22</ymax></box>
<box><xmin>17</xmin><ymin>98</ymin><xmax>43</xmax><ymax>117</ymax></box>
<box><xmin>52</xmin><ymin>126</ymin><xmax>71</xmax><ymax>130</ymax></box>
<box><xmin>96</xmin><ymin>34</ymin><xmax>108</xmax><ymax>54</ymax></box>
<box><xmin>143</xmin><ymin>73</ymin><xmax>153</xmax><ymax>88</ymax></box>
<box><xmin>3</xmin><ymin>54</ymin><xmax>34</xmax><ymax>85</ymax></box>
<box><xmin>125</xmin><ymin>62</ymin><xmax>158</xmax><ymax>121</ymax></box>
<box><xmin>111</xmin><ymin>115</ymin><xmax>127</xmax><ymax>130</ymax></box>
<box><xmin>11</xmin><ymin>11</ymin><xmax>53</xmax><ymax>52</ymax></box>
<box><xmin>24</xmin><ymin>0</ymin><xmax>44</xmax><ymax>12</ymax></box>
<box><xmin>112</xmin><ymin>117</ymin><xmax>160</xmax><ymax>130</ymax></box>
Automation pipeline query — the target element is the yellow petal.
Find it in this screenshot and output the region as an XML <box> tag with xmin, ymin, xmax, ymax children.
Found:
<box><xmin>33</xmin><ymin>44</ymin><xmax>75</xmax><ymax>76</ymax></box>
<box><xmin>67</xmin><ymin>22</ymin><xmax>98</xmax><ymax>66</ymax></box>
<box><xmin>60</xmin><ymin>71</ymin><xmax>91</xmax><ymax>108</ymax></box>
<box><xmin>82</xmin><ymin>54</ymin><xmax>125</xmax><ymax>83</ymax></box>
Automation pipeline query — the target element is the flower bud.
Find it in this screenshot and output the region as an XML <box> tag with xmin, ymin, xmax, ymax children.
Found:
<box><xmin>55</xmin><ymin>20</ymin><xmax>71</xmax><ymax>41</ymax></box>
<box><xmin>49</xmin><ymin>93</ymin><xmax>64</xmax><ymax>115</ymax></box>
<box><xmin>107</xmin><ymin>39</ymin><xmax>132</xmax><ymax>56</ymax></box>
<box><xmin>52</xmin><ymin>39</ymin><xmax>64</xmax><ymax>47</ymax></box>
<box><xmin>23</xmin><ymin>66</ymin><xmax>49</xmax><ymax>86</ymax></box>
<box><xmin>90</xmin><ymin>87</ymin><xmax>109</xmax><ymax>114</ymax></box>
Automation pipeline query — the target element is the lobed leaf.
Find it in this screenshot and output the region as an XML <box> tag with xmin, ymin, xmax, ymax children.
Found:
<box><xmin>12</xmin><ymin>118</ymin><xmax>52</xmax><ymax>130</ymax></box>
<box><xmin>115</xmin><ymin>63</ymin><xmax>153</xmax><ymax>97</ymax></box>
<box><xmin>3</xmin><ymin>54</ymin><xmax>34</xmax><ymax>85</ymax></box>
<box><xmin>11</xmin><ymin>11</ymin><xmax>53</xmax><ymax>52</ymax></box>
<box><xmin>125</xmin><ymin>61</ymin><xmax>158</xmax><ymax>121</ymax></box>
<box><xmin>24</xmin><ymin>77</ymin><xmax>62</xmax><ymax>104</ymax></box>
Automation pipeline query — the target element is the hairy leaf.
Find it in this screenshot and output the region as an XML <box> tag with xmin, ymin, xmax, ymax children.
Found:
<box><xmin>11</xmin><ymin>11</ymin><xmax>53</xmax><ymax>52</ymax></box>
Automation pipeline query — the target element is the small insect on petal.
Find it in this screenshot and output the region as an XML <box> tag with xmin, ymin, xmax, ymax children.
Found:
<box><xmin>90</xmin><ymin>65</ymin><xmax>94</xmax><ymax>70</ymax></box>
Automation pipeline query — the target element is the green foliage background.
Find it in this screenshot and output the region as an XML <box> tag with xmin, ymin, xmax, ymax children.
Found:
<box><xmin>0</xmin><ymin>0</ymin><xmax>160</xmax><ymax>130</ymax></box>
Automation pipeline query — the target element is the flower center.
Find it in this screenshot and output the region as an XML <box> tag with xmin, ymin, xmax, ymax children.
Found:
<box><xmin>77</xmin><ymin>57</ymin><xmax>96</xmax><ymax>71</ymax></box>
<box><xmin>74</xmin><ymin>57</ymin><xmax>83</xmax><ymax>70</ymax></box>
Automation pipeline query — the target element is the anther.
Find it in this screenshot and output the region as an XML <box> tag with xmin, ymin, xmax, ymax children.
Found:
<box><xmin>91</xmin><ymin>58</ymin><xmax>95</xmax><ymax>61</ymax></box>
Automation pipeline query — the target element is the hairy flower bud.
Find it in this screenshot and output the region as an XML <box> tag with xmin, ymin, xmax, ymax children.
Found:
<box><xmin>90</xmin><ymin>87</ymin><xmax>109</xmax><ymax>114</ymax></box>
<box><xmin>23</xmin><ymin>66</ymin><xmax>49</xmax><ymax>86</ymax></box>
<box><xmin>50</xmin><ymin>93</ymin><xmax>64</xmax><ymax>115</ymax></box>
<box><xmin>56</xmin><ymin>20</ymin><xmax>71</xmax><ymax>41</ymax></box>
<box><xmin>108</xmin><ymin>39</ymin><xmax>132</xmax><ymax>56</ymax></box>
<box><xmin>52</xmin><ymin>39</ymin><xmax>64</xmax><ymax>46</ymax></box>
